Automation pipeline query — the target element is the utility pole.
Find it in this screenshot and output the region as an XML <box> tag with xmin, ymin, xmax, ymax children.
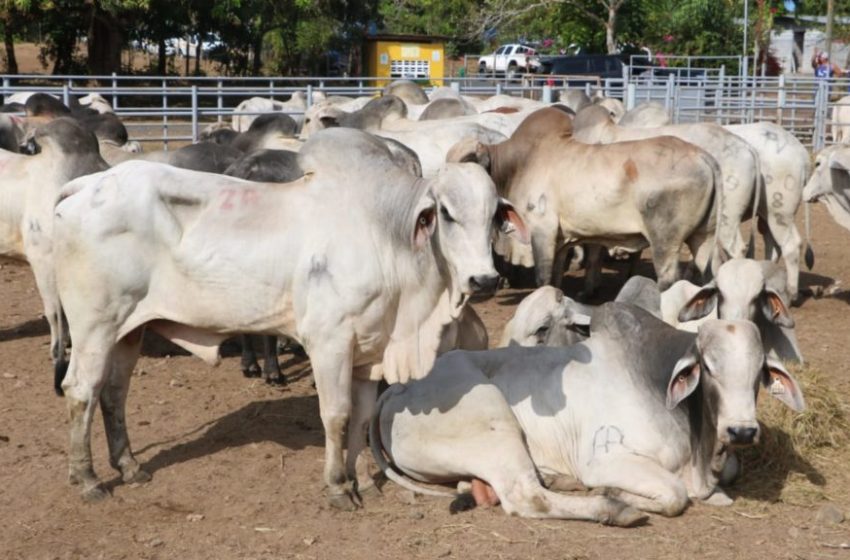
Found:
<box><xmin>743</xmin><ymin>0</ymin><xmax>749</xmax><ymax>79</ymax></box>
<box><xmin>827</xmin><ymin>0</ymin><xmax>835</xmax><ymax>61</ymax></box>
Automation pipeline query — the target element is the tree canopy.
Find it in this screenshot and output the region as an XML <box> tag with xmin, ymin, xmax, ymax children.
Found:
<box><xmin>0</xmin><ymin>0</ymin><xmax>845</xmax><ymax>76</ymax></box>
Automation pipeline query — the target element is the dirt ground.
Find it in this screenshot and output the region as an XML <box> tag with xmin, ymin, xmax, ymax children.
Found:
<box><xmin>1</xmin><ymin>201</ymin><xmax>849</xmax><ymax>559</ymax></box>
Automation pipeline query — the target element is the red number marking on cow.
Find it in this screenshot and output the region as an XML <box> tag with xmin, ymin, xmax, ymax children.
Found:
<box><xmin>219</xmin><ymin>188</ymin><xmax>237</xmax><ymax>210</ymax></box>
<box><xmin>241</xmin><ymin>188</ymin><xmax>259</xmax><ymax>206</ymax></box>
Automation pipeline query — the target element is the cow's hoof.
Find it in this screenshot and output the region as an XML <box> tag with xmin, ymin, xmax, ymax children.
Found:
<box><xmin>606</xmin><ymin>502</ymin><xmax>648</xmax><ymax>528</ymax></box>
<box><xmin>242</xmin><ymin>364</ymin><xmax>262</xmax><ymax>378</ymax></box>
<box><xmin>703</xmin><ymin>490</ymin><xmax>733</xmax><ymax>507</ymax></box>
<box><xmin>449</xmin><ymin>493</ymin><xmax>477</xmax><ymax>514</ymax></box>
<box><xmin>357</xmin><ymin>480</ymin><xmax>381</xmax><ymax>499</ymax></box>
<box><xmin>328</xmin><ymin>492</ymin><xmax>360</xmax><ymax>511</ymax></box>
<box><xmin>82</xmin><ymin>484</ymin><xmax>109</xmax><ymax>503</ymax></box>
<box><xmin>123</xmin><ymin>469</ymin><xmax>152</xmax><ymax>484</ymax></box>
<box><xmin>791</xmin><ymin>292</ymin><xmax>805</xmax><ymax>307</ymax></box>
<box><xmin>265</xmin><ymin>373</ymin><xmax>286</xmax><ymax>386</ymax></box>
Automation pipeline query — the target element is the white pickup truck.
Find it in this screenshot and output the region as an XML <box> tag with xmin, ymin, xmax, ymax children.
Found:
<box><xmin>478</xmin><ymin>44</ymin><xmax>541</xmax><ymax>77</ymax></box>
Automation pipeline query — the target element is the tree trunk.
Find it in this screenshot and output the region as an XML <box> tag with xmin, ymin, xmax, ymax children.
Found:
<box><xmin>251</xmin><ymin>34</ymin><xmax>263</xmax><ymax>75</ymax></box>
<box><xmin>87</xmin><ymin>7</ymin><xmax>123</xmax><ymax>76</ymax></box>
<box><xmin>606</xmin><ymin>6</ymin><xmax>617</xmax><ymax>54</ymax></box>
<box><xmin>3</xmin><ymin>16</ymin><xmax>18</xmax><ymax>74</ymax></box>
<box><xmin>157</xmin><ymin>37</ymin><xmax>166</xmax><ymax>75</ymax></box>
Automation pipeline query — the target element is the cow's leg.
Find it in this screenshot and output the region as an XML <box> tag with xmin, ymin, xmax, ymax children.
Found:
<box><xmin>100</xmin><ymin>328</ymin><xmax>149</xmax><ymax>485</ymax></box>
<box><xmin>580</xmin><ymin>454</ymin><xmax>690</xmax><ymax>517</ymax></box>
<box><xmin>685</xmin><ymin>231</ymin><xmax>715</xmax><ymax>282</ymax></box>
<box><xmin>647</xmin><ymin>244</ymin><xmax>680</xmax><ymax>291</ymax></box>
<box><xmin>346</xmin><ymin>376</ymin><xmax>379</xmax><ymax>498</ymax></box>
<box><xmin>581</xmin><ymin>245</ymin><xmax>604</xmax><ymax>298</ymax></box>
<box><xmin>531</xmin><ymin>228</ymin><xmax>558</xmax><ymax>288</ymax></box>
<box><xmin>311</xmin><ymin>337</ymin><xmax>356</xmax><ymax>510</ymax></box>
<box><xmin>27</xmin><ymin>257</ymin><xmax>65</xmax><ymax>373</ymax></box>
<box><xmin>262</xmin><ymin>335</ymin><xmax>284</xmax><ymax>385</ymax></box>
<box><xmin>762</xmin><ymin>225</ymin><xmax>780</xmax><ymax>262</ymax></box>
<box><xmin>763</xmin><ymin>211</ymin><xmax>802</xmax><ymax>299</ymax></box>
<box><xmin>240</xmin><ymin>334</ymin><xmax>261</xmax><ymax>377</ymax></box>
<box><xmin>61</xmin><ymin>330</ymin><xmax>115</xmax><ymax>502</ymax></box>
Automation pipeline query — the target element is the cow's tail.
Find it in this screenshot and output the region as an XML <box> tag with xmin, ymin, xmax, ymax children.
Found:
<box><xmin>745</xmin><ymin>144</ymin><xmax>762</xmax><ymax>259</ymax></box>
<box><xmin>804</xmin><ymin>170</ymin><xmax>815</xmax><ymax>270</ymax></box>
<box><xmin>53</xmin><ymin>295</ymin><xmax>69</xmax><ymax>396</ymax></box>
<box><xmin>368</xmin><ymin>387</ymin><xmax>455</xmax><ymax>498</ymax></box>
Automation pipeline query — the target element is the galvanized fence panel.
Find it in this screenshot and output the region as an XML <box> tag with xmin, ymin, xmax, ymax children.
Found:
<box><xmin>2</xmin><ymin>71</ymin><xmax>850</xmax><ymax>152</ymax></box>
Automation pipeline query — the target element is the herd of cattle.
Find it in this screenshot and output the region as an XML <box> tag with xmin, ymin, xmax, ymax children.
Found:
<box><xmin>1</xmin><ymin>79</ymin><xmax>849</xmax><ymax>526</ymax></box>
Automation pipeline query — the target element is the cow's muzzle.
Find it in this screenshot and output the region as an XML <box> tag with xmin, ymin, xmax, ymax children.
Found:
<box><xmin>468</xmin><ymin>274</ymin><xmax>499</xmax><ymax>296</ymax></box>
<box><xmin>726</xmin><ymin>426</ymin><xmax>758</xmax><ymax>446</ymax></box>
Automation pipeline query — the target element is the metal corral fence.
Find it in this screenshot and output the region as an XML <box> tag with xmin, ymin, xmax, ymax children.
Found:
<box><xmin>3</xmin><ymin>71</ymin><xmax>850</xmax><ymax>152</ymax></box>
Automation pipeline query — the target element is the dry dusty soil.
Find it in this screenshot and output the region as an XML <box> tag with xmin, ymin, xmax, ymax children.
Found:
<box><xmin>1</xmin><ymin>204</ymin><xmax>850</xmax><ymax>560</ymax></box>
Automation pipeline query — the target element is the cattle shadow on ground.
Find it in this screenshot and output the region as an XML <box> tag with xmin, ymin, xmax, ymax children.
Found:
<box><xmin>732</xmin><ymin>426</ymin><xmax>826</xmax><ymax>503</ymax></box>
<box><xmin>125</xmin><ymin>394</ymin><xmax>323</xmax><ymax>486</ymax></box>
<box><xmin>0</xmin><ymin>316</ymin><xmax>48</xmax><ymax>342</ymax></box>
<box><xmin>798</xmin><ymin>270</ymin><xmax>836</xmax><ymax>292</ymax></box>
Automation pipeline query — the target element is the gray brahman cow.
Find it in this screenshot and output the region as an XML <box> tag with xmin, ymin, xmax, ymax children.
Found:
<box><xmin>52</xmin><ymin>128</ymin><xmax>527</xmax><ymax>509</ymax></box>
<box><xmin>370</xmin><ymin>303</ymin><xmax>805</xmax><ymax>520</ymax></box>
<box><xmin>0</xmin><ymin>118</ymin><xmax>108</xmax><ymax>392</ymax></box>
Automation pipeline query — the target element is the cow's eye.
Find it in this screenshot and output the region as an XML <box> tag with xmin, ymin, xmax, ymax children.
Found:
<box><xmin>535</xmin><ymin>325</ymin><xmax>549</xmax><ymax>338</ymax></box>
<box><xmin>440</xmin><ymin>206</ymin><xmax>455</xmax><ymax>223</ymax></box>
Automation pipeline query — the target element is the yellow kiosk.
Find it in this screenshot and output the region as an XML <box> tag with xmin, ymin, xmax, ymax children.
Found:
<box><xmin>363</xmin><ymin>34</ymin><xmax>446</xmax><ymax>86</ymax></box>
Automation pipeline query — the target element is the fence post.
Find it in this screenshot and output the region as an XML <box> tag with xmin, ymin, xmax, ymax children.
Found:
<box><xmin>777</xmin><ymin>73</ymin><xmax>786</xmax><ymax>126</ymax></box>
<box><xmin>716</xmin><ymin>65</ymin><xmax>726</xmax><ymax>124</ymax></box>
<box><xmin>542</xmin><ymin>85</ymin><xmax>552</xmax><ymax>103</ymax></box>
<box><xmin>112</xmin><ymin>72</ymin><xmax>119</xmax><ymax>109</ymax></box>
<box><xmin>269</xmin><ymin>79</ymin><xmax>275</xmax><ymax>100</ymax></box>
<box><xmin>62</xmin><ymin>84</ymin><xmax>70</xmax><ymax>106</ymax></box>
<box><xmin>664</xmin><ymin>73</ymin><xmax>674</xmax><ymax>112</ymax></box>
<box><xmin>625</xmin><ymin>83</ymin><xmax>636</xmax><ymax>110</ymax></box>
<box><xmin>217</xmin><ymin>79</ymin><xmax>223</xmax><ymax>124</ymax></box>
<box><xmin>451</xmin><ymin>81</ymin><xmax>460</xmax><ymax>93</ymax></box>
<box><xmin>191</xmin><ymin>85</ymin><xmax>199</xmax><ymax>143</ymax></box>
<box><xmin>306</xmin><ymin>84</ymin><xmax>313</xmax><ymax>108</ymax></box>
<box><xmin>496</xmin><ymin>83</ymin><xmax>502</xmax><ymax>96</ymax></box>
<box><xmin>162</xmin><ymin>79</ymin><xmax>169</xmax><ymax>151</ymax></box>
<box><xmin>2</xmin><ymin>77</ymin><xmax>9</xmax><ymax>104</ymax></box>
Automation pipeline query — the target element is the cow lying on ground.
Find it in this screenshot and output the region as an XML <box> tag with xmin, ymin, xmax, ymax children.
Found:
<box><xmin>53</xmin><ymin>128</ymin><xmax>527</xmax><ymax>509</ymax></box>
<box><xmin>371</xmin><ymin>303</ymin><xmax>805</xmax><ymax>520</ymax></box>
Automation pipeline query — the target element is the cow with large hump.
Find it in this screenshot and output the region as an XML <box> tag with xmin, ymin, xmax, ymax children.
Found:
<box><xmin>573</xmin><ymin>104</ymin><xmax>759</xmax><ymax>262</ymax></box>
<box><xmin>52</xmin><ymin>128</ymin><xmax>527</xmax><ymax>508</ymax></box>
<box><xmin>370</xmin><ymin>303</ymin><xmax>805</xmax><ymax>519</ymax></box>
<box><xmin>0</xmin><ymin>118</ymin><xmax>108</xmax><ymax>392</ymax></box>
<box><xmin>449</xmin><ymin>107</ymin><xmax>721</xmax><ymax>291</ymax></box>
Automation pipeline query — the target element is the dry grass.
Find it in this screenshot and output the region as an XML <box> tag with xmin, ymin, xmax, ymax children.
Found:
<box><xmin>735</xmin><ymin>364</ymin><xmax>849</xmax><ymax>506</ymax></box>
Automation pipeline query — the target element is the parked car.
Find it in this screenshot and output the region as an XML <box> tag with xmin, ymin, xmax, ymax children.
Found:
<box><xmin>478</xmin><ymin>44</ymin><xmax>541</xmax><ymax>78</ymax></box>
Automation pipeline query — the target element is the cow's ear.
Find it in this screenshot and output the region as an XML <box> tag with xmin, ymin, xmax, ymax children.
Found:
<box><xmin>759</xmin><ymin>288</ymin><xmax>795</xmax><ymax>328</ymax></box>
<box><xmin>446</xmin><ymin>137</ymin><xmax>490</xmax><ymax>171</ymax></box>
<box><xmin>828</xmin><ymin>148</ymin><xmax>850</xmax><ymax>172</ymax></box>
<box><xmin>677</xmin><ymin>284</ymin><xmax>718</xmax><ymax>323</ymax></box>
<box><xmin>319</xmin><ymin>115</ymin><xmax>340</xmax><ymax>129</ymax></box>
<box><xmin>496</xmin><ymin>198</ymin><xmax>530</xmax><ymax>244</ymax></box>
<box><xmin>413</xmin><ymin>194</ymin><xmax>437</xmax><ymax>249</ymax></box>
<box><xmin>762</xmin><ymin>359</ymin><xmax>805</xmax><ymax>412</ymax></box>
<box><xmin>666</xmin><ymin>352</ymin><xmax>701</xmax><ymax>409</ymax></box>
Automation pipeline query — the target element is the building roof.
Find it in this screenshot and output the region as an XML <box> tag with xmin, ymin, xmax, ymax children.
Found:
<box><xmin>364</xmin><ymin>33</ymin><xmax>448</xmax><ymax>43</ymax></box>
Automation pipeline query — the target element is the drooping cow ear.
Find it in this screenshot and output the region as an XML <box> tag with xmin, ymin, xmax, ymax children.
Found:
<box><xmin>759</xmin><ymin>288</ymin><xmax>795</xmax><ymax>328</ymax></box>
<box><xmin>677</xmin><ymin>284</ymin><xmax>718</xmax><ymax>323</ymax></box>
<box><xmin>666</xmin><ymin>352</ymin><xmax>701</xmax><ymax>409</ymax></box>
<box><xmin>496</xmin><ymin>198</ymin><xmax>530</xmax><ymax>244</ymax></box>
<box><xmin>828</xmin><ymin>148</ymin><xmax>850</xmax><ymax>172</ymax></box>
<box><xmin>446</xmin><ymin>137</ymin><xmax>491</xmax><ymax>172</ymax></box>
<box><xmin>412</xmin><ymin>194</ymin><xmax>437</xmax><ymax>249</ymax></box>
<box><xmin>762</xmin><ymin>358</ymin><xmax>805</xmax><ymax>412</ymax></box>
